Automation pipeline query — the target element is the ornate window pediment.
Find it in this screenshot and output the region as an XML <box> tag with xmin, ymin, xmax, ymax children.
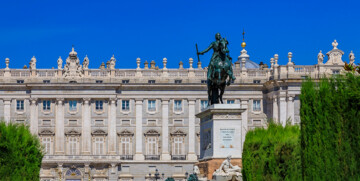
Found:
<box><xmin>65</xmin><ymin>129</ymin><xmax>81</xmax><ymax>136</ymax></box>
<box><xmin>144</xmin><ymin>129</ymin><xmax>160</xmax><ymax>136</ymax></box>
<box><xmin>117</xmin><ymin>129</ymin><xmax>134</xmax><ymax>136</ymax></box>
<box><xmin>170</xmin><ymin>130</ymin><xmax>186</xmax><ymax>137</ymax></box>
<box><xmin>91</xmin><ymin>129</ymin><xmax>107</xmax><ymax>136</ymax></box>
<box><xmin>38</xmin><ymin>129</ymin><xmax>55</xmax><ymax>136</ymax></box>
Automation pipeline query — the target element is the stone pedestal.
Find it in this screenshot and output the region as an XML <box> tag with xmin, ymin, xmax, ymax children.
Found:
<box><xmin>195</xmin><ymin>104</ymin><xmax>246</xmax><ymax>180</ymax></box>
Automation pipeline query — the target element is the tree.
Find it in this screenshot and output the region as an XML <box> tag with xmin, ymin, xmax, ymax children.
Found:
<box><xmin>242</xmin><ymin>123</ymin><xmax>301</xmax><ymax>181</ymax></box>
<box><xmin>300</xmin><ymin>73</ymin><xmax>360</xmax><ymax>180</ymax></box>
<box><xmin>0</xmin><ymin>122</ymin><xmax>44</xmax><ymax>180</ymax></box>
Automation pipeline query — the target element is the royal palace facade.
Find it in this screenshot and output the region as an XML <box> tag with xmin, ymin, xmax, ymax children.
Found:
<box><xmin>0</xmin><ymin>40</ymin><xmax>353</xmax><ymax>181</ymax></box>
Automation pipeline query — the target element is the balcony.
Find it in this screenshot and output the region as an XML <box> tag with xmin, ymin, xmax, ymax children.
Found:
<box><xmin>144</xmin><ymin>155</ymin><xmax>160</xmax><ymax>160</ymax></box>
<box><xmin>120</xmin><ymin>155</ymin><xmax>133</xmax><ymax>160</ymax></box>
<box><xmin>171</xmin><ymin>155</ymin><xmax>186</xmax><ymax>160</ymax></box>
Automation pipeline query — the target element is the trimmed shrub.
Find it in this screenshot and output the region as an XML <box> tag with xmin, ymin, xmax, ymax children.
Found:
<box><xmin>242</xmin><ymin>123</ymin><xmax>301</xmax><ymax>181</ymax></box>
<box><xmin>0</xmin><ymin>122</ymin><xmax>44</xmax><ymax>180</ymax></box>
<box><xmin>300</xmin><ymin>73</ymin><xmax>360</xmax><ymax>180</ymax></box>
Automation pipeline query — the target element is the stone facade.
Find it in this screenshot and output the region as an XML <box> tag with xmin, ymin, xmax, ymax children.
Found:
<box><xmin>0</xmin><ymin>40</ymin><xmax>353</xmax><ymax>181</ymax></box>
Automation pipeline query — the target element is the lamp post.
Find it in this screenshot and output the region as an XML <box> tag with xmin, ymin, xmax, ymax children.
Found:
<box><xmin>148</xmin><ymin>169</ymin><xmax>164</xmax><ymax>181</ymax></box>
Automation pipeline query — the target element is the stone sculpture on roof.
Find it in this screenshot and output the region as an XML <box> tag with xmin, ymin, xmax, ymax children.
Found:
<box><xmin>63</xmin><ymin>47</ymin><xmax>83</xmax><ymax>78</ymax></box>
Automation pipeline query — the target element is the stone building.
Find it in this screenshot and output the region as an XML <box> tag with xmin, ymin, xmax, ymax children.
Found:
<box><xmin>0</xmin><ymin>40</ymin><xmax>352</xmax><ymax>181</ymax></box>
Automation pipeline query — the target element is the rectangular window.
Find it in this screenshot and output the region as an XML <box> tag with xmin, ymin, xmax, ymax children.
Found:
<box><xmin>148</xmin><ymin>100</ymin><xmax>156</xmax><ymax>111</ymax></box>
<box><xmin>69</xmin><ymin>100</ymin><xmax>77</xmax><ymax>111</ymax></box>
<box><xmin>174</xmin><ymin>80</ymin><xmax>182</xmax><ymax>84</ymax></box>
<box><xmin>96</xmin><ymin>80</ymin><xmax>103</xmax><ymax>83</ymax></box>
<box><xmin>95</xmin><ymin>120</ymin><xmax>103</xmax><ymax>125</ymax></box>
<box><xmin>121</xmin><ymin>137</ymin><xmax>131</xmax><ymax>155</ymax></box>
<box><xmin>95</xmin><ymin>100</ymin><xmax>103</xmax><ymax>110</ymax></box>
<box><xmin>16</xmin><ymin>100</ymin><xmax>24</xmax><ymax>111</ymax></box>
<box><xmin>17</xmin><ymin>80</ymin><xmax>24</xmax><ymax>84</ymax></box>
<box><xmin>69</xmin><ymin>137</ymin><xmax>78</xmax><ymax>155</ymax></box>
<box><xmin>253</xmin><ymin>100</ymin><xmax>261</xmax><ymax>111</ymax></box>
<box><xmin>173</xmin><ymin>137</ymin><xmax>183</xmax><ymax>155</ymax></box>
<box><xmin>43</xmin><ymin>80</ymin><xmax>50</xmax><ymax>84</ymax></box>
<box><xmin>43</xmin><ymin>120</ymin><xmax>51</xmax><ymax>125</ymax></box>
<box><xmin>148</xmin><ymin>80</ymin><xmax>155</xmax><ymax>84</ymax></box>
<box><xmin>253</xmin><ymin>120</ymin><xmax>262</xmax><ymax>125</ymax></box>
<box><xmin>147</xmin><ymin>137</ymin><xmax>158</xmax><ymax>155</ymax></box>
<box><xmin>122</xmin><ymin>80</ymin><xmax>129</xmax><ymax>84</ymax></box>
<box><xmin>42</xmin><ymin>137</ymin><xmax>51</xmax><ymax>155</ymax></box>
<box><xmin>94</xmin><ymin>137</ymin><xmax>104</xmax><ymax>155</ymax></box>
<box><xmin>122</xmin><ymin>100</ymin><xmax>130</xmax><ymax>111</ymax></box>
<box><xmin>69</xmin><ymin>120</ymin><xmax>77</xmax><ymax>125</ymax></box>
<box><xmin>122</xmin><ymin>120</ymin><xmax>130</xmax><ymax>125</ymax></box>
<box><xmin>43</xmin><ymin>100</ymin><xmax>51</xmax><ymax>111</ymax></box>
<box><xmin>227</xmin><ymin>100</ymin><xmax>235</xmax><ymax>104</ymax></box>
<box><xmin>201</xmin><ymin>100</ymin><xmax>208</xmax><ymax>110</ymax></box>
<box><xmin>16</xmin><ymin>120</ymin><xmax>24</xmax><ymax>124</ymax></box>
<box><xmin>332</xmin><ymin>70</ymin><xmax>340</xmax><ymax>74</ymax></box>
<box><xmin>174</xmin><ymin>120</ymin><xmax>182</xmax><ymax>125</ymax></box>
<box><xmin>174</xmin><ymin>100</ymin><xmax>182</xmax><ymax>112</ymax></box>
<box><xmin>148</xmin><ymin>120</ymin><xmax>156</xmax><ymax>125</ymax></box>
<box><xmin>253</xmin><ymin>80</ymin><xmax>261</xmax><ymax>84</ymax></box>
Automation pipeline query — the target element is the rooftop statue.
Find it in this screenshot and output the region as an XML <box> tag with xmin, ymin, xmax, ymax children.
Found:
<box><xmin>197</xmin><ymin>33</ymin><xmax>236</xmax><ymax>105</ymax></box>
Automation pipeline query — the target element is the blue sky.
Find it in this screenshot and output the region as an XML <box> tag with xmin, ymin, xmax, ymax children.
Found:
<box><xmin>0</xmin><ymin>0</ymin><xmax>359</xmax><ymax>69</ymax></box>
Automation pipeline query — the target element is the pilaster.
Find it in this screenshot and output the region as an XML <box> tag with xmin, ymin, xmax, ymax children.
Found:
<box><xmin>241</xmin><ymin>99</ymin><xmax>249</xmax><ymax>155</ymax></box>
<box><xmin>82</xmin><ymin>98</ymin><xmax>91</xmax><ymax>155</ymax></box>
<box><xmin>108</xmin><ymin>98</ymin><xmax>117</xmax><ymax>155</ymax></box>
<box><xmin>55</xmin><ymin>98</ymin><xmax>65</xmax><ymax>155</ymax></box>
<box><xmin>161</xmin><ymin>98</ymin><xmax>171</xmax><ymax>160</ymax></box>
<box><xmin>279</xmin><ymin>96</ymin><xmax>287</xmax><ymax>127</ymax></box>
<box><xmin>272</xmin><ymin>97</ymin><xmax>278</xmax><ymax>123</ymax></box>
<box><xmin>187</xmin><ymin>99</ymin><xmax>197</xmax><ymax>160</ymax></box>
<box><xmin>3</xmin><ymin>99</ymin><xmax>11</xmax><ymax>123</ymax></box>
<box><xmin>287</xmin><ymin>96</ymin><xmax>295</xmax><ymax>125</ymax></box>
<box><xmin>134</xmin><ymin>99</ymin><xmax>144</xmax><ymax>160</ymax></box>
<box><xmin>29</xmin><ymin>98</ymin><xmax>38</xmax><ymax>135</ymax></box>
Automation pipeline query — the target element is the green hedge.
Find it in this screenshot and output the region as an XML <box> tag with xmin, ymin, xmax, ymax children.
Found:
<box><xmin>242</xmin><ymin>123</ymin><xmax>301</xmax><ymax>181</ymax></box>
<box><xmin>300</xmin><ymin>74</ymin><xmax>360</xmax><ymax>180</ymax></box>
<box><xmin>0</xmin><ymin>122</ymin><xmax>44</xmax><ymax>180</ymax></box>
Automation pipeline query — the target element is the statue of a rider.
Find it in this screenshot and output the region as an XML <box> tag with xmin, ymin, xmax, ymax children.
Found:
<box><xmin>197</xmin><ymin>33</ymin><xmax>236</xmax><ymax>105</ymax></box>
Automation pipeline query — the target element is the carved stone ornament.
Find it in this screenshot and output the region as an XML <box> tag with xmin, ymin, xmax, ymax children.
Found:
<box><xmin>65</xmin><ymin>129</ymin><xmax>81</xmax><ymax>136</ymax></box>
<box><xmin>91</xmin><ymin>129</ymin><xmax>107</xmax><ymax>136</ymax></box>
<box><xmin>39</xmin><ymin>129</ymin><xmax>55</xmax><ymax>136</ymax></box>
<box><xmin>144</xmin><ymin>129</ymin><xmax>160</xmax><ymax>136</ymax></box>
<box><xmin>117</xmin><ymin>129</ymin><xmax>134</xmax><ymax>136</ymax></box>
<box><xmin>170</xmin><ymin>129</ymin><xmax>187</xmax><ymax>136</ymax></box>
<box><xmin>63</xmin><ymin>47</ymin><xmax>84</xmax><ymax>78</ymax></box>
<box><xmin>326</xmin><ymin>40</ymin><xmax>345</xmax><ymax>65</ymax></box>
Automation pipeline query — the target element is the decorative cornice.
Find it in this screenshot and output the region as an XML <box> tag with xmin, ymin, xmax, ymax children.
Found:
<box><xmin>39</xmin><ymin>129</ymin><xmax>55</xmax><ymax>136</ymax></box>
<box><xmin>170</xmin><ymin>130</ymin><xmax>186</xmax><ymax>136</ymax></box>
<box><xmin>65</xmin><ymin>129</ymin><xmax>81</xmax><ymax>136</ymax></box>
<box><xmin>117</xmin><ymin>129</ymin><xmax>134</xmax><ymax>136</ymax></box>
<box><xmin>91</xmin><ymin>129</ymin><xmax>107</xmax><ymax>136</ymax></box>
<box><xmin>144</xmin><ymin>129</ymin><xmax>160</xmax><ymax>136</ymax></box>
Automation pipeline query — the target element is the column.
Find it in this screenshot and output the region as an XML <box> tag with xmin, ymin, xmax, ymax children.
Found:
<box><xmin>3</xmin><ymin>99</ymin><xmax>11</xmax><ymax>123</ymax></box>
<box><xmin>287</xmin><ymin>96</ymin><xmax>295</xmax><ymax>125</ymax></box>
<box><xmin>279</xmin><ymin>96</ymin><xmax>287</xmax><ymax>127</ymax></box>
<box><xmin>55</xmin><ymin>98</ymin><xmax>65</xmax><ymax>155</ymax></box>
<box><xmin>187</xmin><ymin>99</ymin><xmax>197</xmax><ymax>160</ymax></box>
<box><xmin>161</xmin><ymin>99</ymin><xmax>171</xmax><ymax>160</ymax></box>
<box><xmin>108</xmin><ymin>98</ymin><xmax>117</xmax><ymax>155</ymax></box>
<box><xmin>272</xmin><ymin>97</ymin><xmax>278</xmax><ymax>123</ymax></box>
<box><xmin>241</xmin><ymin>99</ymin><xmax>249</xmax><ymax>155</ymax></box>
<box><xmin>134</xmin><ymin>99</ymin><xmax>144</xmax><ymax>160</ymax></box>
<box><xmin>29</xmin><ymin>98</ymin><xmax>38</xmax><ymax>135</ymax></box>
<box><xmin>82</xmin><ymin>98</ymin><xmax>91</xmax><ymax>155</ymax></box>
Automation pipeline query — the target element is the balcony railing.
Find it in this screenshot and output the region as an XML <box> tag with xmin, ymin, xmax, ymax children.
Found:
<box><xmin>171</xmin><ymin>155</ymin><xmax>186</xmax><ymax>160</ymax></box>
<box><xmin>120</xmin><ymin>155</ymin><xmax>133</xmax><ymax>160</ymax></box>
<box><xmin>145</xmin><ymin>155</ymin><xmax>160</xmax><ymax>160</ymax></box>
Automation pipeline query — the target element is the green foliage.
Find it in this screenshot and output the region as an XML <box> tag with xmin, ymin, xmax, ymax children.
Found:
<box><xmin>242</xmin><ymin>123</ymin><xmax>301</xmax><ymax>181</ymax></box>
<box><xmin>300</xmin><ymin>73</ymin><xmax>360</xmax><ymax>180</ymax></box>
<box><xmin>0</xmin><ymin>122</ymin><xmax>44</xmax><ymax>180</ymax></box>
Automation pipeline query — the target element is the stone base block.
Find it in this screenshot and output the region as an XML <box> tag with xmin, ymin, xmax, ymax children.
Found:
<box><xmin>213</xmin><ymin>175</ymin><xmax>242</xmax><ymax>181</ymax></box>
<box><xmin>134</xmin><ymin>153</ymin><xmax>144</xmax><ymax>160</ymax></box>
<box><xmin>196</xmin><ymin>158</ymin><xmax>242</xmax><ymax>180</ymax></box>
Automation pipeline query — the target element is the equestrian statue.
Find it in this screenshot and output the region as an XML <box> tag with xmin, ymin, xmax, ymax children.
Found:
<box><xmin>197</xmin><ymin>33</ymin><xmax>236</xmax><ymax>105</ymax></box>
